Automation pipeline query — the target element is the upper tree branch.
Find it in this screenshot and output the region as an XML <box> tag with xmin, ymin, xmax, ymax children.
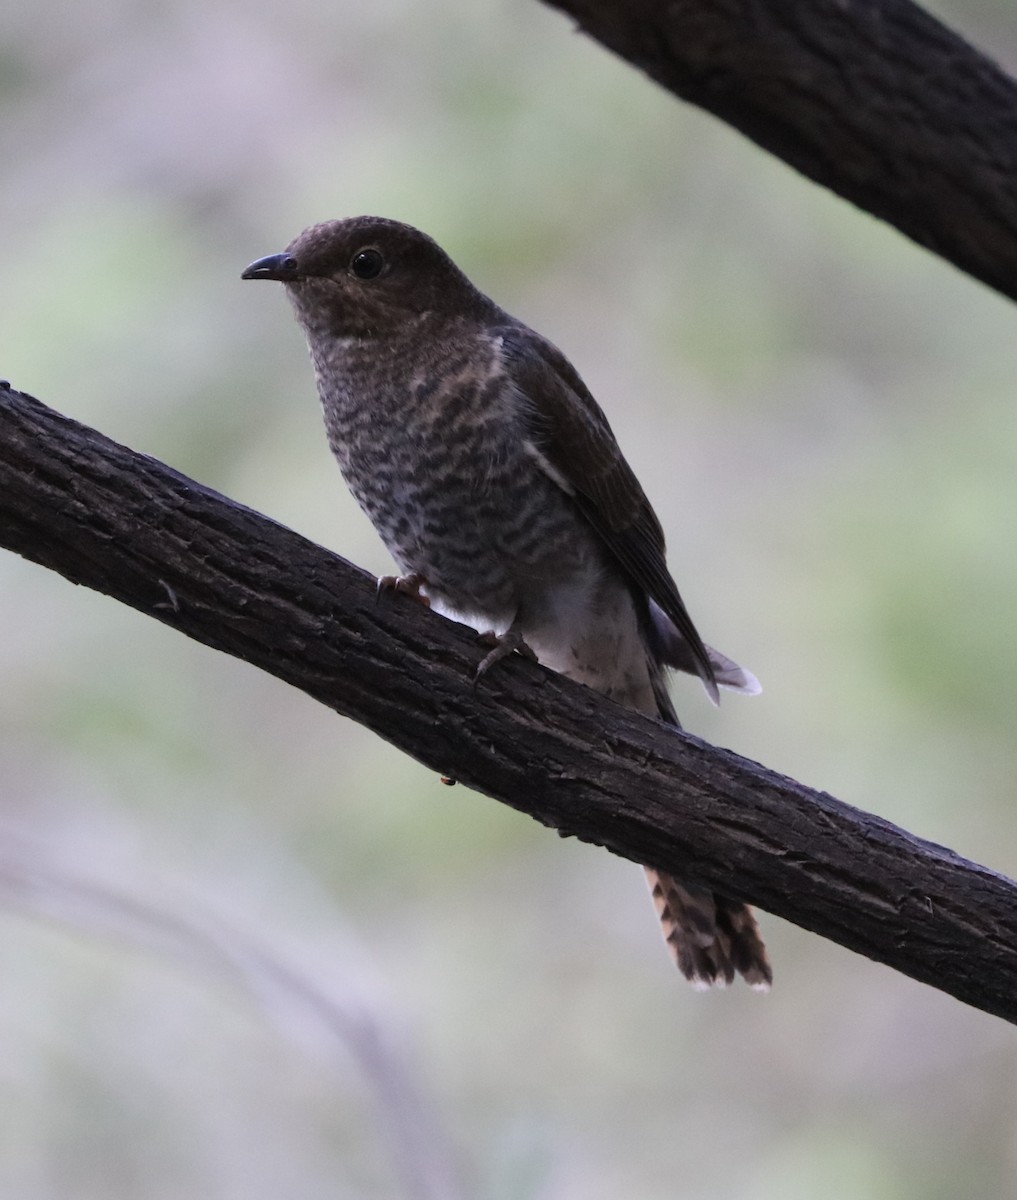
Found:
<box><xmin>2</xmin><ymin>382</ymin><xmax>1017</xmax><ymax>1022</ymax></box>
<box><xmin>542</xmin><ymin>0</ymin><xmax>1017</xmax><ymax>302</ymax></box>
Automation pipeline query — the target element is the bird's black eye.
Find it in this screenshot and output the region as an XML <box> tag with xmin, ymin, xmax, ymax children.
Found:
<box><xmin>351</xmin><ymin>248</ymin><xmax>384</xmax><ymax>280</ymax></box>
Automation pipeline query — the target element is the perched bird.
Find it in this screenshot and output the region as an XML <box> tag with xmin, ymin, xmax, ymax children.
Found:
<box><xmin>243</xmin><ymin>217</ymin><xmax>770</xmax><ymax>989</ymax></box>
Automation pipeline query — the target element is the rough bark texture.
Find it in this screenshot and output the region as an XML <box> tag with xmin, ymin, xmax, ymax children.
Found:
<box><xmin>542</xmin><ymin>0</ymin><xmax>1017</xmax><ymax>302</ymax></box>
<box><xmin>2</xmin><ymin>382</ymin><xmax>1017</xmax><ymax>1022</ymax></box>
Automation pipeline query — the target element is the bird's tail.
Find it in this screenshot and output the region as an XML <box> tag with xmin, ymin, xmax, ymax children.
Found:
<box><xmin>546</xmin><ymin>576</ymin><xmax>771</xmax><ymax>990</ymax></box>
<box><xmin>645</xmin><ymin>868</ymin><xmax>772</xmax><ymax>990</ymax></box>
<box><xmin>640</xmin><ymin>613</ymin><xmax>771</xmax><ymax>990</ymax></box>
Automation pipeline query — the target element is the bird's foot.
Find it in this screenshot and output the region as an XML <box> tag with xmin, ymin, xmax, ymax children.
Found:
<box><xmin>475</xmin><ymin>629</ymin><xmax>538</xmax><ymax>679</ymax></box>
<box><xmin>376</xmin><ymin>571</ymin><xmax>430</xmax><ymax>608</ymax></box>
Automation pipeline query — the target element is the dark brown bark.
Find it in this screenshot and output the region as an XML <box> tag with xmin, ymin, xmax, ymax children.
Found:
<box><xmin>2</xmin><ymin>382</ymin><xmax>1017</xmax><ymax>1022</ymax></box>
<box><xmin>541</xmin><ymin>0</ymin><xmax>1017</xmax><ymax>303</ymax></box>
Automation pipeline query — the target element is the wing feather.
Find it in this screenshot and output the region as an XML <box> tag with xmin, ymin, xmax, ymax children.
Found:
<box><xmin>499</xmin><ymin>325</ymin><xmax>718</xmax><ymax>702</ymax></box>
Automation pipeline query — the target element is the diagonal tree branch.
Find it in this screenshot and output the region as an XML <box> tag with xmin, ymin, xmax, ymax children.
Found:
<box><xmin>2</xmin><ymin>381</ymin><xmax>1017</xmax><ymax>1023</ymax></box>
<box><xmin>541</xmin><ymin>0</ymin><xmax>1017</xmax><ymax>303</ymax></box>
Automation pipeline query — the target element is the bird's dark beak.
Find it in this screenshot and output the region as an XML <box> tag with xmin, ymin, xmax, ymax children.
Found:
<box><xmin>241</xmin><ymin>253</ymin><xmax>300</xmax><ymax>282</ymax></box>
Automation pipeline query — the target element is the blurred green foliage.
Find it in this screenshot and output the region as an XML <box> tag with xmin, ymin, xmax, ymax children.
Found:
<box><xmin>3</xmin><ymin>0</ymin><xmax>1017</xmax><ymax>1196</ymax></box>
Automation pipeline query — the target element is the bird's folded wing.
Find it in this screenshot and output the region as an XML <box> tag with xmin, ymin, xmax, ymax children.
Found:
<box><xmin>498</xmin><ymin>325</ymin><xmax>719</xmax><ymax>703</ymax></box>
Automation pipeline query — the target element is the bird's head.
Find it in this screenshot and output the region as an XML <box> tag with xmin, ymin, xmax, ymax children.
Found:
<box><xmin>242</xmin><ymin>216</ymin><xmax>488</xmax><ymax>339</ymax></box>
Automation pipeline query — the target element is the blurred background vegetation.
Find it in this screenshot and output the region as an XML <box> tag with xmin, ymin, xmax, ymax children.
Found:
<box><xmin>2</xmin><ymin>0</ymin><xmax>1017</xmax><ymax>1196</ymax></box>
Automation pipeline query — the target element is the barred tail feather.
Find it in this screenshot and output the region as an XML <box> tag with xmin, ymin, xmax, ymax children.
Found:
<box><xmin>645</xmin><ymin>868</ymin><xmax>772</xmax><ymax>991</ymax></box>
<box><xmin>715</xmin><ymin>892</ymin><xmax>773</xmax><ymax>990</ymax></box>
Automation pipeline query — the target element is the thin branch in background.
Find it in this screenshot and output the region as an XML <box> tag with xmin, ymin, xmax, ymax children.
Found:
<box><xmin>0</xmin><ymin>822</ymin><xmax>464</xmax><ymax>1200</ymax></box>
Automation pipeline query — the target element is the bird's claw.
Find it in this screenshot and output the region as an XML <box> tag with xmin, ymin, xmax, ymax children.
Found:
<box><xmin>475</xmin><ymin>629</ymin><xmax>538</xmax><ymax>679</ymax></box>
<box><xmin>376</xmin><ymin>572</ymin><xmax>430</xmax><ymax>607</ymax></box>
